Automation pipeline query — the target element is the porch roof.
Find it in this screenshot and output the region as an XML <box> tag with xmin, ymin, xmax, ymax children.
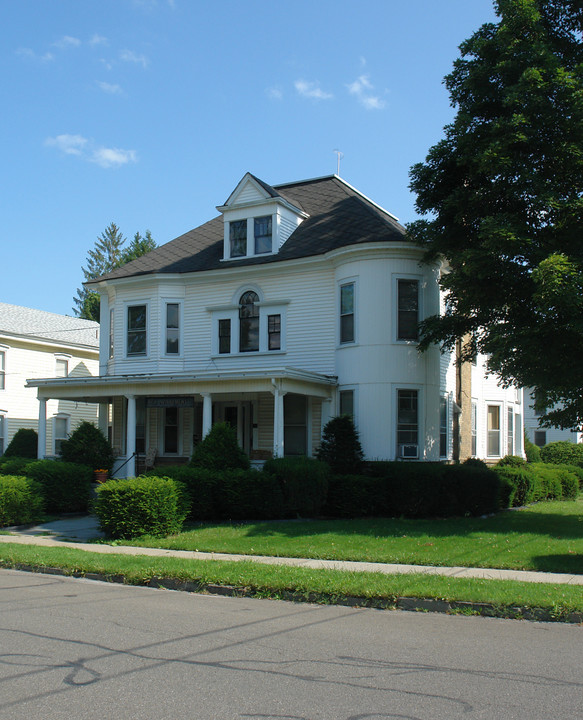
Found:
<box><xmin>27</xmin><ymin>367</ymin><xmax>338</xmax><ymax>404</ymax></box>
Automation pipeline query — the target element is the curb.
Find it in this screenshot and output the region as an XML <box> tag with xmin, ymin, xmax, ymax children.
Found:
<box><xmin>5</xmin><ymin>562</ymin><xmax>583</xmax><ymax>624</ymax></box>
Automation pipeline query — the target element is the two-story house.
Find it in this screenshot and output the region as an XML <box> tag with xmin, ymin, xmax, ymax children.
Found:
<box><xmin>28</xmin><ymin>173</ymin><xmax>523</xmax><ymax>475</ymax></box>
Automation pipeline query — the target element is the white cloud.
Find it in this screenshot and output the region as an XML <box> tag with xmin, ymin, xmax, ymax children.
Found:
<box><xmin>294</xmin><ymin>79</ymin><xmax>333</xmax><ymax>101</ymax></box>
<box><xmin>347</xmin><ymin>74</ymin><xmax>385</xmax><ymax>110</ymax></box>
<box><xmin>53</xmin><ymin>36</ymin><xmax>81</xmax><ymax>49</ymax></box>
<box><xmin>90</xmin><ymin>147</ymin><xmax>137</xmax><ymax>168</ymax></box>
<box><xmin>266</xmin><ymin>86</ymin><xmax>283</xmax><ymax>101</ymax></box>
<box><xmin>45</xmin><ymin>134</ymin><xmax>87</xmax><ymax>156</ymax></box>
<box><xmin>45</xmin><ymin>134</ymin><xmax>137</xmax><ymax>168</ymax></box>
<box><xmin>120</xmin><ymin>49</ymin><xmax>149</xmax><ymax>68</ymax></box>
<box><xmin>17</xmin><ymin>47</ymin><xmax>54</xmax><ymax>63</ymax></box>
<box><xmin>90</xmin><ymin>34</ymin><xmax>108</xmax><ymax>46</ymax></box>
<box><xmin>98</xmin><ymin>81</ymin><xmax>123</xmax><ymax>94</ymax></box>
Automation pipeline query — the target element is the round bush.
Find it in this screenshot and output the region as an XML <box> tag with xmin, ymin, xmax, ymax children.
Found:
<box><xmin>191</xmin><ymin>422</ymin><xmax>250</xmax><ymax>471</ymax></box>
<box><xmin>93</xmin><ymin>475</ymin><xmax>189</xmax><ymax>539</ymax></box>
<box><xmin>60</xmin><ymin>421</ymin><xmax>115</xmax><ymax>472</ymax></box>
<box><xmin>540</xmin><ymin>441</ymin><xmax>583</xmax><ymax>467</ymax></box>
<box><xmin>0</xmin><ymin>475</ymin><xmax>44</xmax><ymax>526</ymax></box>
<box><xmin>497</xmin><ymin>455</ymin><xmax>527</xmax><ymax>468</ymax></box>
<box><xmin>4</xmin><ymin>429</ymin><xmax>38</xmax><ymax>459</ymax></box>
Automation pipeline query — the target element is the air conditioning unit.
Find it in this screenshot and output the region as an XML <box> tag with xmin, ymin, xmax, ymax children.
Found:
<box><xmin>399</xmin><ymin>444</ymin><xmax>419</xmax><ymax>459</ymax></box>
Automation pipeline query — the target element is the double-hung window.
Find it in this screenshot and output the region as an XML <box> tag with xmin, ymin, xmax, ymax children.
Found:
<box><xmin>439</xmin><ymin>396</ymin><xmax>448</xmax><ymax>458</ymax></box>
<box><xmin>340</xmin><ymin>283</ymin><xmax>355</xmax><ymax>344</ymax></box>
<box><xmin>268</xmin><ymin>314</ymin><xmax>281</xmax><ymax>350</ymax></box>
<box><xmin>55</xmin><ymin>358</ymin><xmax>68</xmax><ymax>377</ymax></box>
<box><xmin>254</xmin><ymin>216</ymin><xmax>272</xmax><ymax>254</ymax></box>
<box><xmin>397</xmin><ymin>279</ymin><xmax>419</xmax><ymax>341</ymax></box>
<box><xmin>239</xmin><ymin>291</ymin><xmax>260</xmax><ymax>352</ymax></box>
<box><xmin>165</xmin><ymin>303</ymin><xmax>180</xmax><ymax>355</ymax></box>
<box><xmin>339</xmin><ymin>389</ymin><xmax>354</xmax><ymax>419</ymax></box>
<box><xmin>127</xmin><ymin>305</ymin><xmax>147</xmax><ymax>356</ymax></box>
<box><xmin>219</xmin><ymin>319</ymin><xmax>231</xmax><ymax>354</ymax></box>
<box><xmin>397</xmin><ymin>389</ymin><xmax>419</xmax><ymax>458</ymax></box>
<box><xmin>471</xmin><ymin>401</ymin><xmax>477</xmax><ymax>457</ymax></box>
<box><xmin>487</xmin><ymin>405</ymin><xmax>501</xmax><ymax>457</ymax></box>
<box><xmin>230</xmin><ymin>220</ymin><xmax>247</xmax><ymax>258</ymax></box>
<box><xmin>53</xmin><ymin>415</ymin><xmax>69</xmax><ymax>455</ymax></box>
<box><xmin>0</xmin><ymin>350</ymin><xmax>5</xmax><ymax>390</ymax></box>
<box><xmin>507</xmin><ymin>406</ymin><xmax>514</xmax><ymax>455</ymax></box>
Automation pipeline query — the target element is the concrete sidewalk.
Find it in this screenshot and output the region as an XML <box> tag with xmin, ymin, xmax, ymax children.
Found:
<box><xmin>2</xmin><ymin>514</ymin><xmax>583</xmax><ymax>587</ymax></box>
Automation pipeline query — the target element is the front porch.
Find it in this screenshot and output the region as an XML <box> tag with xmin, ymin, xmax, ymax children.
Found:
<box><xmin>28</xmin><ymin>368</ymin><xmax>338</xmax><ymax>477</ymax></box>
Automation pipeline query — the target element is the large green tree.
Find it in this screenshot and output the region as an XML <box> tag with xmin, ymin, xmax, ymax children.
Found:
<box><xmin>408</xmin><ymin>0</ymin><xmax>583</xmax><ymax>429</ymax></box>
<box><xmin>73</xmin><ymin>223</ymin><xmax>157</xmax><ymax>322</ymax></box>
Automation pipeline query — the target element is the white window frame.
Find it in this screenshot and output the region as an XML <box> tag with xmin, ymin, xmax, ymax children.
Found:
<box><xmin>0</xmin><ymin>347</ymin><xmax>6</xmax><ymax>391</ymax></box>
<box><xmin>161</xmin><ymin>299</ymin><xmax>183</xmax><ymax>357</ymax></box>
<box><xmin>338</xmin><ymin>278</ymin><xmax>357</xmax><ymax>346</ymax></box>
<box><xmin>223</xmin><ymin>213</ymin><xmax>277</xmax><ymax>260</ymax></box>
<box><xmin>54</xmin><ymin>354</ymin><xmax>71</xmax><ymax>378</ymax></box>
<box><xmin>125</xmin><ymin>302</ymin><xmax>149</xmax><ymax>358</ymax></box>
<box><xmin>471</xmin><ymin>400</ymin><xmax>478</xmax><ymax>457</ymax></box>
<box><xmin>394</xmin><ymin>385</ymin><xmax>423</xmax><ymax>460</ymax></box>
<box><xmin>52</xmin><ymin>414</ymin><xmax>70</xmax><ymax>456</ymax></box>
<box><xmin>393</xmin><ymin>274</ymin><xmax>422</xmax><ymax>343</ymax></box>
<box><xmin>0</xmin><ymin>413</ymin><xmax>6</xmax><ymax>455</ymax></box>
<box><xmin>339</xmin><ymin>387</ymin><xmax>357</xmax><ymax>424</ymax></box>
<box><xmin>487</xmin><ymin>403</ymin><xmax>502</xmax><ymax>458</ymax></box>
<box><xmin>439</xmin><ymin>394</ymin><xmax>449</xmax><ymax>459</ymax></box>
<box><xmin>507</xmin><ymin>405</ymin><xmax>514</xmax><ymax>456</ymax></box>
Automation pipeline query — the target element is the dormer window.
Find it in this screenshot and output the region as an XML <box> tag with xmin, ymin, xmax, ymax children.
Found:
<box><xmin>254</xmin><ymin>216</ymin><xmax>272</xmax><ymax>254</ymax></box>
<box><xmin>230</xmin><ymin>220</ymin><xmax>247</xmax><ymax>258</ymax></box>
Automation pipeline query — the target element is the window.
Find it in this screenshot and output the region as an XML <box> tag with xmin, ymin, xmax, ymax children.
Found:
<box><xmin>53</xmin><ymin>416</ymin><xmax>69</xmax><ymax>455</ymax></box>
<box><xmin>397</xmin><ymin>389</ymin><xmax>418</xmax><ymax>457</ymax></box>
<box><xmin>254</xmin><ymin>216</ymin><xmax>272</xmax><ymax>254</ymax></box>
<box><xmin>534</xmin><ymin>430</ymin><xmax>546</xmax><ymax>447</ymax></box>
<box><xmin>0</xmin><ymin>350</ymin><xmax>5</xmax><ymax>390</ymax></box>
<box><xmin>230</xmin><ymin>220</ymin><xmax>247</xmax><ymax>258</ymax></box>
<box><xmin>164</xmin><ymin>407</ymin><xmax>179</xmax><ymax>454</ymax></box>
<box><xmin>439</xmin><ymin>396</ymin><xmax>448</xmax><ymax>458</ymax></box>
<box><xmin>397</xmin><ymin>279</ymin><xmax>419</xmax><ymax>341</ymax></box>
<box><xmin>507</xmin><ymin>406</ymin><xmax>514</xmax><ymax>455</ymax></box>
<box><xmin>219</xmin><ymin>319</ymin><xmax>231</xmax><ymax>354</ymax></box>
<box><xmin>514</xmin><ymin>413</ymin><xmax>522</xmax><ymax>455</ymax></box>
<box><xmin>127</xmin><ymin>305</ymin><xmax>147</xmax><ymax>356</ymax></box>
<box><xmin>165</xmin><ymin>303</ymin><xmax>180</xmax><ymax>355</ymax></box>
<box><xmin>284</xmin><ymin>394</ymin><xmax>307</xmax><ymax>456</ymax></box>
<box><xmin>339</xmin><ymin>390</ymin><xmax>354</xmax><ymax>418</ymax></box>
<box><xmin>0</xmin><ymin>415</ymin><xmax>5</xmax><ymax>455</ymax></box>
<box><xmin>55</xmin><ymin>358</ymin><xmax>68</xmax><ymax>377</ymax></box>
<box><xmin>268</xmin><ymin>314</ymin><xmax>281</xmax><ymax>350</ymax></box>
<box><xmin>533</xmin><ymin>390</ymin><xmax>545</xmax><ymax>417</ymax></box>
<box><xmin>239</xmin><ymin>291</ymin><xmax>259</xmax><ymax>352</ymax></box>
<box><xmin>471</xmin><ymin>401</ymin><xmax>477</xmax><ymax>457</ymax></box>
<box><xmin>109</xmin><ymin>308</ymin><xmax>114</xmax><ymax>359</ymax></box>
<box><xmin>487</xmin><ymin>405</ymin><xmax>501</xmax><ymax>456</ymax></box>
<box><xmin>340</xmin><ymin>283</ymin><xmax>355</xmax><ymax>344</ymax></box>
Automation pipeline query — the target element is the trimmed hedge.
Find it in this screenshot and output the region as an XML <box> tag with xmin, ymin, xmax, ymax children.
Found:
<box><xmin>494</xmin><ymin>463</ymin><xmax>580</xmax><ymax>507</ymax></box>
<box><xmin>540</xmin><ymin>441</ymin><xmax>583</xmax><ymax>466</ymax></box>
<box><xmin>93</xmin><ymin>476</ymin><xmax>189</xmax><ymax>539</ymax></box>
<box><xmin>263</xmin><ymin>456</ymin><xmax>330</xmax><ymax>518</ymax></box>
<box><xmin>144</xmin><ymin>465</ymin><xmax>218</xmax><ymax>520</ymax></box>
<box><xmin>0</xmin><ymin>475</ymin><xmax>44</xmax><ymax>527</ymax></box>
<box><xmin>0</xmin><ymin>457</ymin><xmax>32</xmax><ymax>476</ymax></box>
<box><xmin>24</xmin><ymin>460</ymin><xmax>92</xmax><ymax>514</ymax></box>
<box><xmin>216</xmin><ymin>469</ymin><xmax>285</xmax><ymax>520</ymax></box>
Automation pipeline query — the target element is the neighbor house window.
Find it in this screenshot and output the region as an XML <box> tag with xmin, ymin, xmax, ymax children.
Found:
<box><xmin>507</xmin><ymin>406</ymin><xmax>514</xmax><ymax>455</ymax></box>
<box><xmin>165</xmin><ymin>303</ymin><xmax>180</xmax><ymax>355</ymax></box>
<box><xmin>127</xmin><ymin>305</ymin><xmax>147</xmax><ymax>356</ymax></box>
<box><xmin>439</xmin><ymin>396</ymin><xmax>448</xmax><ymax>458</ymax></box>
<box><xmin>340</xmin><ymin>283</ymin><xmax>355</xmax><ymax>344</ymax></box>
<box><xmin>339</xmin><ymin>390</ymin><xmax>354</xmax><ymax>419</ymax></box>
<box><xmin>397</xmin><ymin>279</ymin><xmax>419</xmax><ymax>340</ymax></box>
<box><xmin>53</xmin><ymin>415</ymin><xmax>69</xmax><ymax>455</ymax></box>
<box><xmin>55</xmin><ymin>358</ymin><xmax>68</xmax><ymax>377</ymax></box>
<box><xmin>254</xmin><ymin>216</ymin><xmax>272</xmax><ymax>254</ymax></box>
<box><xmin>230</xmin><ymin>220</ymin><xmax>247</xmax><ymax>258</ymax></box>
<box><xmin>0</xmin><ymin>351</ymin><xmax>5</xmax><ymax>390</ymax></box>
<box><xmin>268</xmin><ymin>314</ymin><xmax>281</xmax><ymax>350</ymax></box>
<box><xmin>218</xmin><ymin>319</ymin><xmax>231</xmax><ymax>354</ymax></box>
<box><xmin>0</xmin><ymin>415</ymin><xmax>5</xmax><ymax>455</ymax></box>
<box><xmin>487</xmin><ymin>405</ymin><xmax>501</xmax><ymax>456</ymax></box>
<box><xmin>397</xmin><ymin>389</ymin><xmax>418</xmax><ymax>457</ymax></box>
<box><xmin>471</xmin><ymin>401</ymin><xmax>477</xmax><ymax>457</ymax></box>
<box><xmin>534</xmin><ymin>430</ymin><xmax>546</xmax><ymax>447</ymax></box>
<box><xmin>109</xmin><ymin>308</ymin><xmax>114</xmax><ymax>359</ymax></box>
<box><xmin>239</xmin><ymin>291</ymin><xmax>259</xmax><ymax>352</ymax></box>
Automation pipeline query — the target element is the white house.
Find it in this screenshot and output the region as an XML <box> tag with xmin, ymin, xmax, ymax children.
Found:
<box><xmin>28</xmin><ymin>173</ymin><xmax>522</xmax><ymax>476</ymax></box>
<box><xmin>0</xmin><ymin>303</ymin><xmax>100</xmax><ymax>456</ymax></box>
<box><xmin>523</xmin><ymin>388</ymin><xmax>582</xmax><ymax>448</ymax></box>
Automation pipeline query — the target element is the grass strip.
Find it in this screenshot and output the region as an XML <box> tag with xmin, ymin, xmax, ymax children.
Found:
<box><xmin>1</xmin><ymin>542</ymin><xmax>581</xmax><ymax>622</ymax></box>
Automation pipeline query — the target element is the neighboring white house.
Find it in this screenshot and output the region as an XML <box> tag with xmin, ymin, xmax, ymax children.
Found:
<box><xmin>28</xmin><ymin>173</ymin><xmax>522</xmax><ymax>476</ymax></box>
<box><xmin>0</xmin><ymin>303</ymin><xmax>100</xmax><ymax>456</ymax></box>
<box><xmin>523</xmin><ymin>388</ymin><xmax>582</xmax><ymax>448</ymax></box>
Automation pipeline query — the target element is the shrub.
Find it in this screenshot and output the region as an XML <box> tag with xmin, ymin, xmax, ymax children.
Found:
<box><xmin>217</xmin><ymin>469</ymin><xmax>285</xmax><ymax>520</ymax></box>
<box><xmin>93</xmin><ymin>475</ymin><xmax>189</xmax><ymax>539</ymax></box>
<box><xmin>263</xmin><ymin>456</ymin><xmax>330</xmax><ymax>517</ymax></box>
<box><xmin>524</xmin><ymin>435</ymin><xmax>541</xmax><ymax>463</ymax></box>
<box><xmin>144</xmin><ymin>465</ymin><xmax>218</xmax><ymax>519</ymax></box>
<box><xmin>325</xmin><ymin>474</ymin><xmax>379</xmax><ymax>518</ymax></box>
<box><xmin>540</xmin><ymin>441</ymin><xmax>583</xmax><ymax>467</ymax></box>
<box><xmin>60</xmin><ymin>421</ymin><xmax>115</xmax><ymax>472</ymax></box>
<box><xmin>494</xmin><ymin>466</ymin><xmax>537</xmax><ymax>507</ymax></box>
<box><xmin>0</xmin><ymin>475</ymin><xmax>44</xmax><ymax>526</ymax></box>
<box><xmin>497</xmin><ymin>455</ymin><xmax>526</xmax><ymax>468</ymax></box>
<box><xmin>190</xmin><ymin>422</ymin><xmax>250</xmax><ymax>471</ymax></box>
<box><xmin>317</xmin><ymin>415</ymin><xmax>364</xmax><ymax>474</ymax></box>
<box><xmin>462</xmin><ymin>458</ymin><xmax>489</xmax><ymax>469</ymax></box>
<box><xmin>24</xmin><ymin>460</ymin><xmax>92</xmax><ymax>513</ymax></box>
<box><xmin>0</xmin><ymin>457</ymin><xmax>32</xmax><ymax>476</ymax></box>
<box><xmin>3</xmin><ymin>428</ymin><xmax>38</xmax><ymax>458</ymax></box>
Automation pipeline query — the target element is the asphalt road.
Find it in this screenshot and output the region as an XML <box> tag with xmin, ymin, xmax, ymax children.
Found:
<box><xmin>1</xmin><ymin>569</ymin><xmax>581</xmax><ymax>720</ymax></box>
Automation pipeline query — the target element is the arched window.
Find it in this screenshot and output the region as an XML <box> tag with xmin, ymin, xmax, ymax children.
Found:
<box><xmin>239</xmin><ymin>291</ymin><xmax>259</xmax><ymax>352</ymax></box>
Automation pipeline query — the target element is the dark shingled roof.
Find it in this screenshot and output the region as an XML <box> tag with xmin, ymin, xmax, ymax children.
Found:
<box><xmin>89</xmin><ymin>175</ymin><xmax>406</xmax><ymax>284</ymax></box>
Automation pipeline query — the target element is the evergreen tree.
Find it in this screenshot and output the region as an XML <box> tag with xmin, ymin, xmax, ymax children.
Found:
<box><xmin>317</xmin><ymin>415</ymin><xmax>364</xmax><ymax>474</ymax></box>
<box><xmin>121</xmin><ymin>230</ymin><xmax>157</xmax><ymax>264</ymax></box>
<box><xmin>408</xmin><ymin>0</ymin><xmax>583</xmax><ymax>429</ymax></box>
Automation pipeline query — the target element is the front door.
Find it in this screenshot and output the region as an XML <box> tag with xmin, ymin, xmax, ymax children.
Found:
<box><xmin>216</xmin><ymin>402</ymin><xmax>252</xmax><ymax>454</ymax></box>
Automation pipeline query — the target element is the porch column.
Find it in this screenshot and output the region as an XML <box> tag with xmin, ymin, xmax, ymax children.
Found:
<box><xmin>201</xmin><ymin>393</ymin><xmax>212</xmax><ymax>439</ymax></box>
<box><xmin>271</xmin><ymin>382</ymin><xmax>286</xmax><ymax>458</ymax></box>
<box><xmin>37</xmin><ymin>397</ymin><xmax>47</xmax><ymax>459</ymax></box>
<box><xmin>126</xmin><ymin>395</ymin><xmax>136</xmax><ymax>478</ymax></box>
<box><xmin>98</xmin><ymin>403</ymin><xmax>109</xmax><ymax>437</ymax></box>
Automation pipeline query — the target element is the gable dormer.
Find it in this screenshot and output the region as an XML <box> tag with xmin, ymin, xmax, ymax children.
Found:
<box><xmin>217</xmin><ymin>173</ymin><xmax>308</xmax><ymax>261</ymax></box>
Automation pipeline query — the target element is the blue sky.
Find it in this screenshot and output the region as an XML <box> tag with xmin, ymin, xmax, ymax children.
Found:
<box><xmin>1</xmin><ymin>0</ymin><xmax>497</xmax><ymax>316</ymax></box>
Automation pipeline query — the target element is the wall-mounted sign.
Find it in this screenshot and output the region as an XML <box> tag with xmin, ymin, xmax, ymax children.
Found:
<box><xmin>146</xmin><ymin>397</ymin><xmax>195</xmax><ymax>408</ymax></box>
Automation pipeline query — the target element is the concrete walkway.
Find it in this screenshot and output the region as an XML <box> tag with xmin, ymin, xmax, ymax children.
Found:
<box><xmin>2</xmin><ymin>515</ymin><xmax>582</xmax><ymax>587</ymax></box>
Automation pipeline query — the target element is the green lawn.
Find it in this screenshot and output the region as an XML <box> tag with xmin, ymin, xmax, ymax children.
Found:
<box><xmin>119</xmin><ymin>497</ymin><xmax>583</xmax><ymax>575</ymax></box>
